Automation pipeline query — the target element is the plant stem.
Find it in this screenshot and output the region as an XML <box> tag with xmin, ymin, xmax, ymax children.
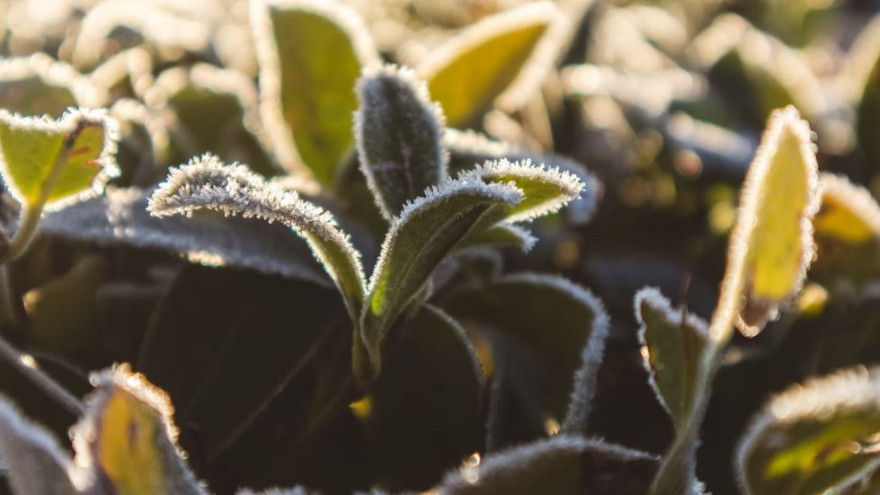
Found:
<box><xmin>0</xmin><ymin>336</ymin><xmax>84</xmax><ymax>416</ymax></box>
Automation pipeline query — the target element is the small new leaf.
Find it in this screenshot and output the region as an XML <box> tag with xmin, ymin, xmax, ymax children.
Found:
<box><xmin>148</xmin><ymin>154</ymin><xmax>365</xmax><ymax>322</ymax></box>
<box><xmin>713</xmin><ymin>106</ymin><xmax>819</xmax><ymax>339</ymax></box>
<box><xmin>635</xmin><ymin>287</ymin><xmax>710</xmax><ymax>430</ymax></box>
<box><xmin>73</xmin><ymin>365</ymin><xmax>206</xmax><ymax>495</ymax></box>
<box><xmin>0</xmin><ymin>396</ymin><xmax>79</xmax><ymax>495</ymax></box>
<box><xmin>438</xmin><ymin>436</ymin><xmax>658</xmax><ymax>495</ymax></box>
<box><xmin>0</xmin><ymin>108</ymin><xmax>120</xmax><ymax>212</ymax></box>
<box><xmin>737</xmin><ymin>365</ymin><xmax>880</xmax><ymax>495</ymax></box>
<box><xmin>361</xmin><ymin>177</ymin><xmax>524</xmax><ymax>380</ymax></box>
<box><xmin>455</xmin><ymin>223</ymin><xmax>537</xmax><ymax>253</ymax></box>
<box><xmin>418</xmin><ymin>2</ymin><xmax>562</xmax><ymax>126</ymax></box>
<box><xmin>355</xmin><ymin>64</ymin><xmax>448</xmax><ymax>219</ymax></box>
<box><xmin>252</xmin><ymin>0</ymin><xmax>379</xmax><ymax>183</ymax></box>
<box><xmin>457</xmin><ymin>159</ymin><xmax>585</xmax><ymax>223</ymax></box>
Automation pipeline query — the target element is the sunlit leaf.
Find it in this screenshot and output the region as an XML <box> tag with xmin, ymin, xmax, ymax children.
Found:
<box><xmin>73</xmin><ymin>365</ymin><xmax>206</xmax><ymax>495</ymax></box>
<box><xmin>736</xmin><ymin>365</ymin><xmax>880</xmax><ymax>495</ymax></box>
<box><xmin>634</xmin><ymin>287</ymin><xmax>709</xmax><ymax>430</ymax></box>
<box><xmin>714</xmin><ymin>106</ymin><xmax>820</xmax><ymax>338</ymax></box>
<box><xmin>445</xmin><ymin>129</ymin><xmax>600</xmax><ymax>225</ymax></box>
<box><xmin>418</xmin><ymin>2</ymin><xmax>562</xmax><ymax>126</ymax></box>
<box><xmin>355</xmin><ymin>64</ymin><xmax>447</xmax><ymax>219</ymax></box>
<box><xmin>252</xmin><ymin>0</ymin><xmax>379</xmax><ymax>183</ymax></box>
<box><xmin>0</xmin><ymin>108</ymin><xmax>120</xmax><ymax>212</ymax></box>
<box><xmin>811</xmin><ymin>173</ymin><xmax>880</xmax><ymax>290</ymax></box>
<box><xmin>456</xmin><ymin>159</ymin><xmax>585</xmax><ymax>223</ymax></box>
<box><xmin>361</xmin><ymin>177</ymin><xmax>523</xmax><ymax>380</ymax></box>
<box><xmin>148</xmin><ymin>154</ymin><xmax>365</xmax><ymax>322</ymax></box>
<box><xmin>41</xmin><ymin>186</ymin><xmax>329</xmax><ymax>285</ymax></box>
<box><xmin>0</xmin><ymin>396</ymin><xmax>79</xmax><ymax>495</ymax></box>
<box><xmin>438</xmin><ymin>436</ymin><xmax>658</xmax><ymax>495</ymax></box>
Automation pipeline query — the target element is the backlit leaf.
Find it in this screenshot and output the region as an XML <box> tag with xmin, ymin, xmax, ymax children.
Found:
<box><xmin>0</xmin><ymin>54</ymin><xmax>104</xmax><ymax>117</ymax></box>
<box><xmin>715</xmin><ymin>106</ymin><xmax>820</xmax><ymax>338</ymax></box>
<box><xmin>355</xmin><ymin>64</ymin><xmax>447</xmax><ymax>219</ymax></box>
<box><xmin>361</xmin><ymin>176</ymin><xmax>523</xmax><ymax>380</ymax></box>
<box><xmin>0</xmin><ymin>108</ymin><xmax>120</xmax><ymax>212</ymax></box>
<box><xmin>148</xmin><ymin>154</ymin><xmax>365</xmax><ymax>322</ymax></box>
<box><xmin>252</xmin><ymin>0</ymin><xmax>379</xmax><ymax>183</ymax></box>
<box><xmin>418</xmin><ymin>2</ymin><xmax>562</xmax><ymax>126</ymax></box>
<box><xmin>635</xmin><ymin>287</ymin><xmax>710</xmax><ymax>430</ymax></box>
<box><xmin>73</xmin><ymin>365</ymin><xmax>206</xmax><ymax>495</ymax></box>
<box><xmin>736</xmin><ymin>365</ymin><xmax>880</xmax><ymax>495</ymax></box>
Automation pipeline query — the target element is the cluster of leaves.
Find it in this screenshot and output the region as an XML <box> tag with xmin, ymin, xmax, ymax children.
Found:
<box><xmin>2</xmin><ymin>0</ymin><xmax>880</xmax><ymax>494</ymax></box>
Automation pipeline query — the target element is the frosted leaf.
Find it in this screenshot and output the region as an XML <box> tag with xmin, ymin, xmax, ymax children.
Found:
<box><xmin>455</xmin><ymin>223</ymin><xmax>536</xmax><ymax>253</ymax></box>
<box><xmin>355</xmin><ymin>64</ymin><xmax>447</xmax><ymax>219</ymax></box>
<box><xmin>148</xmin><ymin>154</ymin><xmax>365</xmax><ymax>321</ymax></box>
<box><xmin>360</xmin><ymin>176</ymin><xmax>523</xmax><ymax>380</ymax></box>
<box><xmin>0</xmin><ymin>53</ymin><xmax>106</xmax><ymax>116</ymax></box>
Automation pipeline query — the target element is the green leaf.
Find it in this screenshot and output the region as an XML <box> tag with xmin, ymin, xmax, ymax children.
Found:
<box><xmin>443</xmin><ymin>274</ymin><xmax>609</xmax><ymax>432</ymax></box>
<box><xmin>355</xmin><ymin>64</ymin><xmax>448</xmax><ymax>219</ymax></box>
<box><xmin>148</xmin><ymin>154</ymin><xmax>365</xmax><ymax>322</ymax></box>
<box><xmin>445</xmin><ymin>129</ymin><xmax>601</xmax><ymax>225</ymax></box>
<box><xmin>455</xmin><ymin>223</ymin><xmax>536</xmax><ymax>252</ymax></box>
<box><xmin>736</xmin><ymin>365</ymin><xmax>880</xmax><ymax>495</ymax></box>
<box><xmin>252</xmin><ymin>0</ymin><xmax>379</xmax><ymax>184</ymax></box>
<box><xmin>457</xmin><ymin>158</ymin><xmax>585</xmax><ymax>223</ymax></box>
<box><xmin>0</xmin><ymin>396</ymin><xmax>78</xmax><ymax>495</ymax></box>
<box><xmin>360</xmin><ymin>177</ymin><xmax>524</xmax><ymax>380</ymax></box>
<box><xmin>811</xmin><ymin>173</ymin><xmax>880</xmax><ymax>291</ymax></box>
<box><xmin>715</xmin><ymin>106</ymin><xmax>820</xmax><ymax>338</ymax></box>
<box><xmin>634</xmin><ymin>287</ymin><xmax>710</xmax><ymax>431</ymax></box>
<box><xmin>0</xmin><ymin>108</ymin><xmax>120</xmax><ymax>212</ymax></box>
<box><xmin>41</xmin><ymin>186</ymin><xmax>329</xmax><ymax>285</ymax></box>
<box><xmin>73</xmin><ymin>365</ymin><xmax>206</xmax><ymax>495</ymax></box>
<box><xmin>437</xmin><ymin>436</ymin><xmax>658</xmax><ymax>495</ymax></box>
<box><xmin>418</xmin><ymin>2</ymin><xmax>562</xmax><ymax>126</ymax></box>
<box><xmin>152</xmin><ymin>64</ymin><xmax>277</xmax><ymax>176</ymax></box>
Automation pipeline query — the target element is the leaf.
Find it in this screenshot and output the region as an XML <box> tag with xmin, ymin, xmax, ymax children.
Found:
<box><xmin>363</xmin><ymin>304</ymin><xmax>483</xmax><ymax>490</ymax></box>
<box><xmin>443</xmin><ymin>274</ymin><xmax>609</xmax><ymax>434</ymax></box>
<box><xmin>715</xmin><ymin>106</ymin><xmax>820</xmax><ymax>338</ymax></box>
<box><xmin>736</xmin><ymin>365</ymin><xmax>880</xmax><ymax>495</ymax></box>
<box><xmin>152</xmin><ymin>64</ymin><xmax>277</xmax><ymax>176</ymax></box>
<box><xmin>418</xmin><ymin>2</ymin><xmax>563</xmax><ymax>126</ymax></box>
<box><xmin>0</xmin><ymin>54</ymin><xmax>104</xmax><ymax>117</ymax></box>
<box><xmin>445</xmin><ymin>129</ymin><xmax>600</xmax><ymax>225</ymax></box>
<box><xmin>40</xmin><ymin>186</ymin><xmax>329</xmax><ymax>286</ymax></box>
<box><xmin>0</xmin><ymin>108</ymin><xmax>120</xmax><ymax>212</ymax></box>
<box><xmin>355</xmin><ymin>64</ymin><xmax>448</xmax><ymax>219</ymax></box>
<box><xmin>437</xmin><ymin>436</ymin><xmax>658</xmax><ymax>495</ymax></box>
<box><xmin>634</xmin><ymin>287</ymin><xmax>710</xmax><ymax>431</ymax></box>
<box><xmin>360</xmin><ymin>176</ymin><xmax>523</xmax><ymax>379</ymax></box>
<box><xmin>148</xmin><ymin>154</ymin><xmax>365</xmax><ymax>322</ymax></box>
<box><xmin>0</xmin><ymin>396</ymin><xmax>79</xmax><ymax>495</ymax></box>
<box><xmin>811</xmin><ymin>173</ymin><xmax>880</xmax><ymax>290</ymax></box>
<box><xmin>252</xmin><ymin>0</ymin><xmax>379</xmax><ymax>183</ymax></box>
<box><xmin>73</xmin><ymin>365</ymin><xmax>206</xmax><ymax>495</ymax></box>
<box><xmin>456</xmin><ymin>159</ymin><xmax>585</xmax><ymax>223</ymax></box>
<box><xmin>455</xmin><ymin>224</ymin><xmax>536</xmax><ymax>253</ymax></box>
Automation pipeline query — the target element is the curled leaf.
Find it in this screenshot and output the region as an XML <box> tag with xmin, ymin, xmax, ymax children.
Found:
<box><xmin>361</xmin><ymin>176</ymin><xmax>524</xmax><ymax>380</ymax></box>
<box><xmin>149</xmin><ymin>154</ymin><xmax>365</xmax><ymax>322</ymax></box>
<box><xmin>355</xmin><ymin>64</ymin><xmax>448</xmax><ymax>219</ymax></box>
<box><xmin>737</xmin><ymin>365</ymin><xmax>880</xmax><ymax>495</ymax></box>
<box><xmin>252</xmin><ymin>0</ymin><xmax>379</xmax><ymax>183</ymax></box>
<box><xmin>418</xmin><ymin>2</ymin><xmax>563</xmax><ymax>126</ymax></box>
<box><xmin>635</xmin><ymin>287</ymin><xmax>710</xmax><ymax>430</ymax></box>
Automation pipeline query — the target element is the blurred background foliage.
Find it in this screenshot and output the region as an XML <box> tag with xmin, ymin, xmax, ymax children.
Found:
<box><xmin>2</xmin><ymin>0</ymin><xmax>880</xmax><ymax>493</ymax></box>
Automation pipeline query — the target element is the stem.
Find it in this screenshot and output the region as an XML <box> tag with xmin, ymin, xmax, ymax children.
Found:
<box><xmin>0</xmin><ymin>337</ymin><xmax>84</xmax><ymax>416</ymax></box>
